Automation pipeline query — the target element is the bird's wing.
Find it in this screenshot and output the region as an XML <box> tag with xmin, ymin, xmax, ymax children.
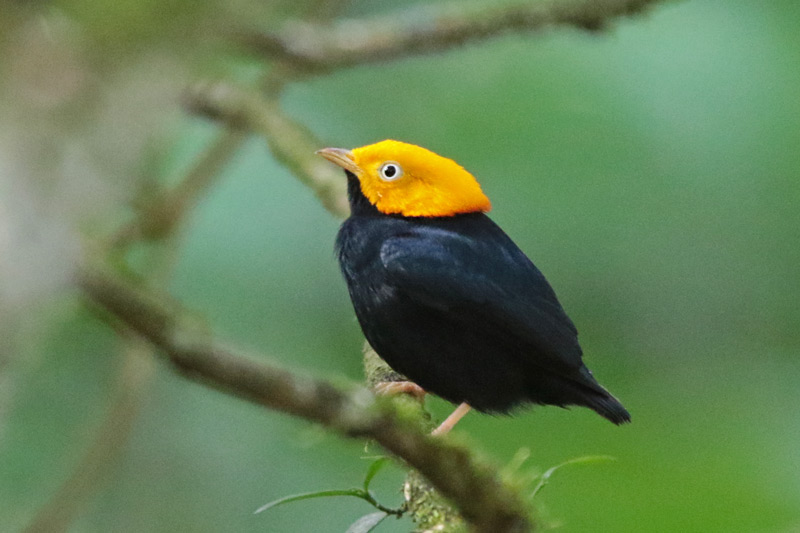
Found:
<box><xmin>379</xmin><ymin>226</ymin><xmax>584</xmax><ymax>373</ymax></box>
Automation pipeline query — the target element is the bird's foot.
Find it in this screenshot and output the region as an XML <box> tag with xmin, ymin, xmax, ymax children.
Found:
<box><xmin>431</xmin><ymin>402</ymin><xmax>472</xmax><ymax>436</ymax></box>
<box><xmin>373</xmin><ymin>380</ymin><xmax>427</xmax><ymax>400</ymax></box>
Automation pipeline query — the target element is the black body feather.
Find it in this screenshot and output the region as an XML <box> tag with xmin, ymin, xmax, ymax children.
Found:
<box><xmin>336</xmin><ymin>173</ymin><xmax>630</xmax><ymax>424</ymax></box>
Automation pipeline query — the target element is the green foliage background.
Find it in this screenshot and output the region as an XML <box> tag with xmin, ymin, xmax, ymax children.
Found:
<box><xmin>2</xmin><ymin>0</ymin><xmax>799</xmax><ymax>531</ymax></box>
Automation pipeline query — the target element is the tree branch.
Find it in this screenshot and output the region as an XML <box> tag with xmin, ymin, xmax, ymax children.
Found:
<box><xmin>238</xmin><ymin>0</ymin><xmax>669</xmax><ymax>73</ymax></box>
<box><xmin>76</xmin><ymin>265</ymin><xmax>533</xmax><ymax>532</ymax></box>
<box><xmin>62</xmin><ymin>2</ymin><xmax>677</xmax><ymax>529</ymax></box>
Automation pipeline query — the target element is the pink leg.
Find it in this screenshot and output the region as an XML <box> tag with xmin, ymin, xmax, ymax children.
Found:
<box><xmin>374</xmin><ymin>381</ymin><xmax>426</xmax><ymax>400</ymax></box>
<box><xmin>431</xmin><ymin>403</ymin><xmax>472</xmax><ymax>436</ymax></box>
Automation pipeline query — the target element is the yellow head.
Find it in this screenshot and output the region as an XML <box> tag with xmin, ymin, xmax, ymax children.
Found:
<box><xmin>317</xmin><ymin>140</ymin><xmax>491</xmax><ymax>217</ymax></box>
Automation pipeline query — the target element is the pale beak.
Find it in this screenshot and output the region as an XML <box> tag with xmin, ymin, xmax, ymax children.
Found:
<box><xmin>316</xmin><ymin>147</ymin><xmax>361</xmax><ymax>176</ymax></box>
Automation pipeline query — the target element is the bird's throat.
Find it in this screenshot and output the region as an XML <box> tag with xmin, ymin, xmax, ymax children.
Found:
<box><xmin>346</xmin><ymin>172</ymin><xmax>382</xmax><ymax>217</ymax></box>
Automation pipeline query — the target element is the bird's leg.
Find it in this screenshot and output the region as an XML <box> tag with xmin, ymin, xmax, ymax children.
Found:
<box><xmin>431</xmin><ymin>403</ymin><xmax>472</xmax><ymax>436</ymax></box>
<box><xmin>373</xmin><ymin>380</ymin><xmax>427</xmax><ymax>400</ymax></box>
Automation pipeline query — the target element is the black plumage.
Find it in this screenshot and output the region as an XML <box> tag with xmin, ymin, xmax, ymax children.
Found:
<box><xmin>336</xmin><ymin>172</ymin><xmax>630</xmax><ymax>424</ymax></box>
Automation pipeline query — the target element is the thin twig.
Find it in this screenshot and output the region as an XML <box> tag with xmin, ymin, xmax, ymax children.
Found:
<box><xmin>23</xmin><ymin>341</ymin><xmax>155</xmax><ymax>533</ymax></box>
<box><xmin>110</xmin><ymin>128</ymin><xmax>247</xmax><ymax>248</ymax></box>
<box><xmin>238</xmin><ymin>0</ymin><xmax>669</xmax><ymax>74</ymax></box>
<box><xmin>185</xmin><ymin>81</ymin><xmax>349</xmax><ymax>218</ymax></box>
<box><xmin>77</xmin><ymin>266</ymin><xmax>533</xmax><ymax>532</ymax></box>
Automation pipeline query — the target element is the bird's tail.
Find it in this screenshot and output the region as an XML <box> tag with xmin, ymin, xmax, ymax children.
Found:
<box><xmin>586</xmin><ymin>391</ymin><xmax>631</xmax><ymax>425</ymax></box>
<box><xmin>571</xmin><ymin>366</ymin><xmax>631</xmax><ymax>425</ymax></box>
<box><xmin>525</xmin><ymin>366</ymin><xmax>631</xmax><ymax>424</ymax></box>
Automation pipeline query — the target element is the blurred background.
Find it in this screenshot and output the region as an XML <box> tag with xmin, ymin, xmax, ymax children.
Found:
<box><xmin>1</xmin><ymin>0</ymin><xmax>799</xmax><ymax>531</ymax></box>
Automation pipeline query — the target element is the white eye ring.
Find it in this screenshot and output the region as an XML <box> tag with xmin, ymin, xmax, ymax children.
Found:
<box><xmin>378</xmin><ymin>162</ymin><xmax>403</xmax><ymax>181</ymax></box>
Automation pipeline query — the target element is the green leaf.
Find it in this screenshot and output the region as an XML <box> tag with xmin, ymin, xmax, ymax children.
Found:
<box><xmin>254</xmin><ymin>489</ymin><xmax>367</xmax><ymax>514</ymax></box>
<box><xmin>363</xmin><ymin>457</ymin><xmax>391</xmax><ymax>492</ymax></box>
<box><xmin>531</xmin><ymin>455</ymin><xmax>616</xmax><ymax>500</ymax></box>
<box><xmin>346</xmin><ymin>511</ymin><xmax>389</xmax><ymax>533</ymax></box>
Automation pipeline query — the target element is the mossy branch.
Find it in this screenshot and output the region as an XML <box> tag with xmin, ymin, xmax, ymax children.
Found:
<box><xmin>363</xmin><ymin>344</ymin><xmax>466</xmax><ymax>530</ymax></box>
<box><xmin>239</xmin><ymin>0</ymin><xmax>669</xmax><ymax>74</ymax></box>
<box><xmin>77</xmin><ymin>265</ymin><xmax>533</xmax><ymax>532</ymax></box>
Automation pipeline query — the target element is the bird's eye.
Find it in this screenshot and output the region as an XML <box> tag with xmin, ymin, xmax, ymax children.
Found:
<box><xmin>378</xmin><ymin>162</ymin><xmax>403</xmax><ymax>182</ymax></box>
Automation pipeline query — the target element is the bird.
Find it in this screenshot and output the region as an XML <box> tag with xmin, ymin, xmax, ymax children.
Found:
<box><xmin>317</xmin><ymin>139</ymin><xmax>630</xmax><ymax>434</ymax></box>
